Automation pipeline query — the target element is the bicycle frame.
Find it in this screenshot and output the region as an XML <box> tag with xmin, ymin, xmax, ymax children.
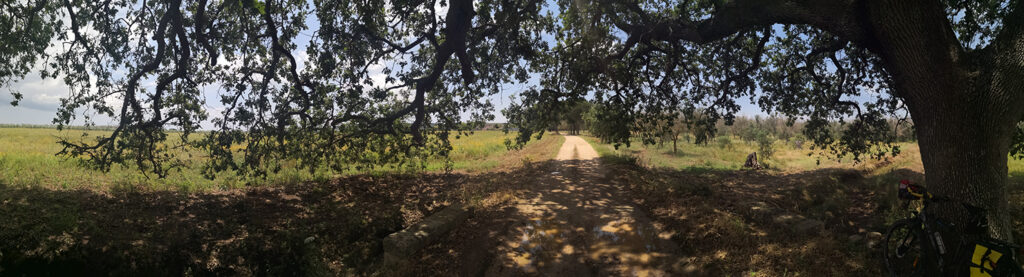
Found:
<box><xmin>901</xmin><ymin>200</ymin><xmax>956</xmax><ymax>273</ymax></box>
<box><xmin>890</xmin><ymin>183</ymin><xmax>1024</xmax><ymax>276</ymax></box>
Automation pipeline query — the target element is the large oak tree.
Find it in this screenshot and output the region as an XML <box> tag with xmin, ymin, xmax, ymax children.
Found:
<box><xmin>508</xmin><ymin>0</ymin><xmax>1024</xmax><ymax>251</ymax></box>
<box><xmin>3</xmin><ymin>0</ymin><xmax>1023</xmax><ymax>259</ymax></box>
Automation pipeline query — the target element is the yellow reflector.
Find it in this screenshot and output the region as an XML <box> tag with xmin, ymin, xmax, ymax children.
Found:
<box><xmin>970</xmin><ymin>244</ymin><xmax>1003</xmax><ymax>276</ymax></box>
<box><xmin>973</xmin><ymin>245</ymin><xmax>989</xmax><ymax>265</ymax></box>
<box><xmin>985</xmin><ymin>250</ymin><xmax>1002</xmax><ymax>271</ymax></box>
<box><xmin>970</xmin><ymin>267</ymin><xmax>992</xmax><ymax>277</ymax></box>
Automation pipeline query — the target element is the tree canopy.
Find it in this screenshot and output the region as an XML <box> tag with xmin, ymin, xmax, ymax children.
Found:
<box><xmin>2</xmin><ymin>0</ymin><xmax>1022</xmax><ymax>183</ymax></box>
<box><xmin>511</xmin><ymin>0</ymin><xmax>1023</xmax><ymax>163</ymax></box>
<box><xmin>2</xmin><ymin>0</ymin><xmax>553</xmax><ymax>177</ymax></box>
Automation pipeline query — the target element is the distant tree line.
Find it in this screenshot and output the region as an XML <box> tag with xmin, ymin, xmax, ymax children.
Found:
<box><xmin>714</xmin><ymin>116</ymin><xmax>917</xmax><ymax>144</ymax></box>
<box><xmin>548</xmin><ymin>100</ymin><xmax>591</xmax><ymax>135</ymax></box>
<box><xmin>558</xmin><ymin>101</ymin><xmax>918</xmax><ymax>155</ymax></box>
<box><xmin>0</xmin><ymin>124</ymin><xmax>118</xmax><ymax>131</ymax></box>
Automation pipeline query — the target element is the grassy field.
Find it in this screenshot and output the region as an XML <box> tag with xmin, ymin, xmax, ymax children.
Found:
<box><xmin>583</xmin><ymin>134</ymin><xmax>1024</xmax><ymax>276</ymax></box>
<box><xmin>0</xmin><ymin>128</ymin><xmax>560</xmax><ymax>191</ymax></box>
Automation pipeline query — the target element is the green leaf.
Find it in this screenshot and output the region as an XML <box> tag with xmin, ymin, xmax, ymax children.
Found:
<box><xmin>254</xmin><ymin>0</ymin><xmax>265</xmax><ymax>14</ymax></box>
<box><xmin>9</xmin><ymin>92</ymin><xmax>22</xmax><ymax>106</ymax></box>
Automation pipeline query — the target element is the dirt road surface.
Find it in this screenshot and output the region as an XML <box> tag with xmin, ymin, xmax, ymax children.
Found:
<box><xmin>413</xmin><ymin>136</ymin><xmax>684</xmax><ymax>276</ymax></box>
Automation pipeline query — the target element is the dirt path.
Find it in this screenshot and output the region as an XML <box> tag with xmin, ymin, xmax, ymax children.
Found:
<box><xmin>414</xmin><ymin>136</ymin><xmax>683</xmax><ymax>276</ymax></box>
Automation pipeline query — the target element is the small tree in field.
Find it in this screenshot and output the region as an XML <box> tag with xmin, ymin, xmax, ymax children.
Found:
<box><xmin>716</xmin><ymin>135</ymin><xmax>734</xmax><ymax>150</ymax></box>
<box><xmin>667</xmin><ymin>116</ymin><xmax>689</xmax><ymax>154</ymax></box>
<box><xmin>632</xmin><ymin>113</ymin><xmax>690</xmax><ymax>154</ymax></box>
<box><xmin>755</xmin><ymin>131</ymin><xmax>776</xmax><ymax>165</ymax></box>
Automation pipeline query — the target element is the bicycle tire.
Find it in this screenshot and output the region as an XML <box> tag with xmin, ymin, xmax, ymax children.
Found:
<box><xmin>884</xmin><ymin>219</ymin><xmax>925</xmax><ymax>277</ymax></box>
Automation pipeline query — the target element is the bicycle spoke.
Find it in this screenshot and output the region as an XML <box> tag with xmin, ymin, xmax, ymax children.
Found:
<box><xmin>885</xmin><ymin>220</ymin><xmax>924</xmax><ymax>276</ymax></box>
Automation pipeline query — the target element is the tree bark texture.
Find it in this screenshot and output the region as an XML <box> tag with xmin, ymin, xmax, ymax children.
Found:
<box><xmin>865</xmin><ymin>0</ymin><xmax>1024</xmax><ymax>241</ymax></box>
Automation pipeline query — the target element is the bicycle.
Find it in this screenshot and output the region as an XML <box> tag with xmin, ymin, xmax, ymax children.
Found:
<box><xmin>883</xmin><ymin>180</ymin><xmax>1024</xmax><ymax>276</ymax></box>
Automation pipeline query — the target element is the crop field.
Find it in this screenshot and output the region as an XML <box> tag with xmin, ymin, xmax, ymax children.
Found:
<box><xmin>0</xmin><ymin>127</ymin><xmax>558</xmax><ymax>192</ymax></box>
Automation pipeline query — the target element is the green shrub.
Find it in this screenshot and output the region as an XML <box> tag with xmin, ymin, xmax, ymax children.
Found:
<box><xmin>604</xmin><ymin>153</ymin><xmax>640</xmax><ymax>167</ymax></box>
<box><xmin>756</xmin><ymin>132</ymin><xmax>775</xmax><ymax>161</ymax></box>
<box><xmin>716</xmin><ymin>136</ymin><xmax>734</xmax><ymax>150</ymax></box>
<box><xmin>791</xmin><ymin>133</ymin><xmax>807</xmax><ymax>149</ymax></box>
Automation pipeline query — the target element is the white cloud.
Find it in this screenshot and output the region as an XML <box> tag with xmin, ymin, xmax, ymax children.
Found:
<box><xmin>295</xmin><ymin>50</ymin><xmax>309</xmax><ymax>71</ymax></box>
<box><xmin>6</xmin><ymin>75</ymin><xmax>67</xmax><ymax>112</ymax></box>
<box><xmin>366</xmin><ymin>63</ymin><xmax>390</xmax><ymax>89</ymax></box>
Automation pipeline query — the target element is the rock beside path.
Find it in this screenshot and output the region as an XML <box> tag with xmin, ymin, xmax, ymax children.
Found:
<box><xmin>380</xmin><ymin>204</ymin><xmax>470</xmax><ymax>274</ymax></box>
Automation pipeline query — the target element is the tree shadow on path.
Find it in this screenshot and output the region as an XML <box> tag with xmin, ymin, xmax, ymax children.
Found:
<box><xmin>413</xmin><ymin>157</ymin><xmax>685</xmax><ymax>276</ymax></box>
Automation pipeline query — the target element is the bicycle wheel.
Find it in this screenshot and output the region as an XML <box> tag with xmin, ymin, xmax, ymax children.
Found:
<box><xmin>884</xmin><ymin>219</ymin><xmax>925</xmax><ymax>276</ymax></box>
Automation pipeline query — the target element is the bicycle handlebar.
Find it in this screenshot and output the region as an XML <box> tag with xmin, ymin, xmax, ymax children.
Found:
<box><xmin>898</xmin><ymin>180</ymin><xmax>996</xmax><ymax>236</ymax></box>
<box><xmin>899</xmin><ymin>180</ymin><xmax>967</xmax><ymax>205</ymax></box>
<box><xmin>899</xmin><ymin>180</ymin><xmax>990</xmax><ymax>217</ymax></box>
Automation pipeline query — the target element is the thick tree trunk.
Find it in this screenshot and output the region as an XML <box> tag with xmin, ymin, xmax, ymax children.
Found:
<box><xmin>887</xmin><ymin>61</ymin><xmax>1020</xmax><ymax>242</ymax></box>
<box><xmin>904</xmin><ymin>82</ymin><xmax>1018</xmax><ymax>274</ymax></box>
<box><xmin>866</xmin><ymin>0</ymin><xmax>1024</xmax><ymax>242</ymax></box>
<box><xmin>914</xmin><ymin>110</ymin><xmax>1015</xmax><ymax>239</ymax></box>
